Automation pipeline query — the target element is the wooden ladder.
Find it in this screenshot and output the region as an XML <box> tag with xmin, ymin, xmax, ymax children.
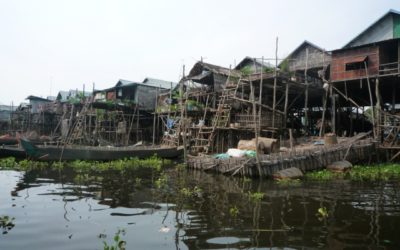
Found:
<box><xmin>65</xmin><ymin>98</ymin><xmax>92</xmax><ymax>144</ymax></box>
<box><xmin>205</xmin><ymin>72</ymin><xmax>241</xmax><ymax>154</ymax></box>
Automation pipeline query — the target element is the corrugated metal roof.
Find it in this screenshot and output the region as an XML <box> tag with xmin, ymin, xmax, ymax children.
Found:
<box><xmin>343</xmin><ymin>9</ymin><xmax>400</xmax><ymax>48</ymax></box>
<box><xmin>235</xmin><ymin>56</ymin><xmax>276</xmax><ymax>70</ymax></box>
<box><xmin>115</xmin><ymin>79</ymin><xmax>137</xmax><ymax>87</ymax></box>
<box><xmin>142</xmin><ymin>77</ymin><xmax>177</xmax><ymax>89</ymax></box>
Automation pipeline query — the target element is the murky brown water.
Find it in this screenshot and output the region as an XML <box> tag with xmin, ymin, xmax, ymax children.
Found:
<box><xmin>1</xmin><ymin>166</ymin><xmax>400</xmax><ymax>249</ymax></box>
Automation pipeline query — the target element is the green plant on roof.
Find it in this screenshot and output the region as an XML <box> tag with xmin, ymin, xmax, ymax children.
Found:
<box><xmin>240</xmin><ymin>66</ymin><xmax>253</xmax><ymax>76</ymax></box>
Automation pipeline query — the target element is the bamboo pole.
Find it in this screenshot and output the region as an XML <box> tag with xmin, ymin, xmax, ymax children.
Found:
<box><xmin>331</xmin><ymin>86</ymin><xmax>336</xmax><ymax>134</ymax></box>
<box><xmin>259</xmin><ymin>57</ymin><xmax>263</xmax><ymax>131</ymax></box>
<box><xmin>272</xmin><ymin>37</ymin><xmax>278</xmax><ymax>128</ymax></box>
<box><xmin>364</xmin><ymin>61</ymin><xmax>376</xmax><ymax>138</ymax></box>
<box><xmin>284</xmin><ymin>82</ymin><xmax>289</xmax><ymax>129</ymax></box>
<box><xmin>152</xmin><ymin>86</ymin><xmax>160</xmax><ymax>146</ymax></box>
<box><xmin>250</xmin><ymin>80</ymin><xmax>262</xmax><ymax>177</ymax></box>
<box><xmin>319</xmin><ymin>87</ymin><xmax>328</xmax><ymax>137</ymax></box>
<box><xmin>304</xmin><ymin>47</ymin><xmax>309</xmax><ymax>134</ymax></box>
<box><xmin>180</xmin><ymin>65</ymin><xmax>187</xmax><ymax>163</ymax></box>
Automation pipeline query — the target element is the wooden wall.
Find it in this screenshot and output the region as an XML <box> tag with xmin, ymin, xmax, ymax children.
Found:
<box><xmin>331</xmin><ymin>45</ymin><xmax>379</xmax><ymax>82</ymax></box>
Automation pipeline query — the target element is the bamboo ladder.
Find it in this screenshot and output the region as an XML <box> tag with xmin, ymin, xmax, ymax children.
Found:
<box><xmin>193</xmin><ymin>72</ymin><xmax>242</xmax><ymax>153</ymax></box>
<box><xmin>65</xmin><ymin>98</ymin><xmax>92</xmax><ymax>145</ymax></box>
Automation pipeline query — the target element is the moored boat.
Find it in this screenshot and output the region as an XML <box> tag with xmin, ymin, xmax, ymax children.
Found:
<box><xmin>20</xmin><ymin>138</ymin><xmax>183</xmax><ymax>161</ymax></box>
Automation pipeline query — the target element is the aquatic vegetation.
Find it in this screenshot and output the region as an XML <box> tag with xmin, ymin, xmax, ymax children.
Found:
<box><xmin>243</xmin><ymin>177</ymin><xmax>252</xmax><ymax>183</ymax></box>
<box><xmin>134</xmin><ymin>177</ymin><xmax>142</xmax><ymax>188</ymax></box>
<box><xmin>248</xmin><ymin>191</ymin><xmax>265</xmax><ymax>202</ymax></box>
<box><xmin>155</xmin><ymin>173</ymin><xmax>168</xmax><ymax>189</ymax></box>
<box><xmin>229</xmin><ymin>206</ymin><xmax>239</xmax><ymax>217</ymax></box>
<box><xmin>102</xmin><ymin>229</ymin><xmax>126</xmax><ymax>250</ymax></box>
<box><xmin>0</xmin><ymin>157</ymin><xmax>19</xmax><ymax>169</ymax></box>
<box><xmin>175</xmin><ymin>163</ymin><xmax>186</xmax><ymax>171</ymax></box>
<box><xmin>306</xmin><ymin>164</ymin><xmax>400</xmax><ymax>181</ymax></box>
<box><xmin>347</xmin><ymin>164</ymin><xmax>400</xmax><ymax>181</ymax></box>
<box><xmin>306</xmin><ymin>169</ymin><xmax>340</xmax><ymax>181</ymax></box>
<box><xmin>316</xmin><ymin>207</ymin><xmax>329</xmax><ymax>221</ymax></box>
<box><xmin>0</xmin><ymin>157</ymin><xmax>47</xmax><ymax>171</ymax></box>
<box><xmin>276</xmin><ymin>178</ymin><xmax>301</xmax><ymax>186</ymax></box>
<box><xmin>180</xmin><ymin>186</ymin><xmax>202</xmax><ymax>197</ymax></box>
<box><xmin>0</xmin><ymin>215</ymin><xmax>15</xmax><ymax>234</ymax></box>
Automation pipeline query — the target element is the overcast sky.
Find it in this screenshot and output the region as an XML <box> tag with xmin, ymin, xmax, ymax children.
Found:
<box><xmin>1</xmin><ymin>0</ymin><xmax>399</xmax><ymax>105</ymax></box>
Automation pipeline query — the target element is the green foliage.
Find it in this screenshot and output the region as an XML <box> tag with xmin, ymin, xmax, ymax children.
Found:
<box><xmin>306</xmin><ymin>164</ymin><xmax>400</xmax><ymax>181</ymax></box>
<box><xmin>240</xmin><ymin>66</ymin><xmax>253</xmax><ymax>76</ymax></box>
<box><xmin>316</xmin><ymin>207</ymin><xmax>329</xmax><ymax>221</ymax></box>
<box><xmin>175</xmin><ymin>163</ymin><xmax>186</xmax><ymax>171</ymax></box>
<box><xmin>243</xmin><ymin>177</ymin><xmax>252</xmax><ymax>183</ymax></box>
<box><xmin>276</xmin><ymin>178</ymin><xmax>301</xmax><ymax>186</ymax></box>
<box><xmin>155</xmin><ymin>173</ymin><xmax>168</xmax><ymax>189</ymax></box>
<box><xmin>0</xmin><ymin>157</ymin><xmax>18</xmax><ymax>169</ymax></box>
<box><xmin>0</xmin><ymin>157</ymin><xmax>47</xmax><ymax>171</ymax></box>
<box><xmin>0</xmin><ymin>215</ymin><xmax>15</xmax><ymax>234</ymax></box>
<box><xmin>248</xmin><ymin>191</ymin><xmax>265</xmax><ymax>202</ymax></box>
<box><xmin>180</xmin><ymin>186</ymin><xmax>202</xmax><ymax>197</ymax></box>
<box><xmin>279</xmin><ymin>59</ymin><xmax>289</xmax><ymax>72</ymax></box>
<box><xmin>102</xmin><ymin>229</ymin><xmax>126</xmax><ymax>250</ymax></box>
<box><xmin>306</xmin><ymin>169</ymin><xmax>339</xmax><ymax>181</ymax></box>
<box><xmin>229</xmin><ymin>206</ymin><xmax>239</xmax><ymax>217</ymax></box>
<box><xmin>134</xmin><ymin>178</ymin><xmax>142</xmax><ymax>188</ymax></box>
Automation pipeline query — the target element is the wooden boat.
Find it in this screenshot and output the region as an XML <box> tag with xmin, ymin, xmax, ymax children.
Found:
<box><xmin>20</xmin><ymin>138</ymin><xmax>183</xmax><ymax>161</ymax></box>
<box><xmin>0</xmin><ymin>134</ymin><xmax>18</xmax><ymax>145</ymax></box>
<box><xmin>0</xmin><ymin>145</ymin><xmax>27</xmax><ymax>159</ymax></box>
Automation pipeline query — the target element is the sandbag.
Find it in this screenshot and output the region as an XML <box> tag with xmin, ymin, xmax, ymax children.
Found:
<box><xmin>327</xmin><ymin>160</ymin><xmax>352</xmax><ymax>173</ymax></box>
<box><xmin>273</xmin><ymin>167</ymin><xmax>303</xmax><ymax>180</ymax></box>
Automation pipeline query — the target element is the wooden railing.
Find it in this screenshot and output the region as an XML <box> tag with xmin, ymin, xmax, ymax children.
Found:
<box><xmin>379</xmin><ymin>62</ymin><xmax>400</xmax><ymax>76</ymax></box>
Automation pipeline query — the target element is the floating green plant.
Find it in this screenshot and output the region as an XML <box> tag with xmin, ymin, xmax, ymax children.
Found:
<box><xmin>180</xmin><ymin>186</ymin><xmax>202</xmax><ymax>197</ymax></box>
<box><xmin>248</xmin><ymin>191</ymin><xmax>265</xmax><ymax>202</ymax></box>
<box><xmin>134</xmin><ymin>177</ymin><xmax>142</xmax><ymax>188</ymax></box>
<box><xmin>229</xmin><ymin>206</ymin><xmax>239</xmax><ymax>217</ymax></box>
<box><xmin>0</xmin><ymin>215</ymin><xmax>15</xmax><ymax>234</ymax></box>
<box><xmin>155</xmin><ymin>173</ymin><xmax>168</xmax><ymax>189</ymax></box>
<box><xmin>276</xmin><ymin>178</ymin><xmax>301</xmax><ymax>186</ymax></box>
<box><xmin>316</xmin><ymin>207</ymin><xmax>329</xmax><ymax>221</ymax></box>
<box><xmin>306</xmin><ymin>164</ymin><xmax>400</xmax><ymax>181</ymax></box>
<box><xmin>102</xmin><ymin>229</ymin><xmax>126</xmax><ymax>250</ymax></box>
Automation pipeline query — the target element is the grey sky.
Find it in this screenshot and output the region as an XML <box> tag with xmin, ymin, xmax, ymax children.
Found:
<box><xmin>1</xmin><ymin>0</ymin><xmax>399</xmax><ymax>105</ymax></box>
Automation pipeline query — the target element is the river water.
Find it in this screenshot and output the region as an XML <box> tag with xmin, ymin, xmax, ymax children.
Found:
<box><xmin>1</xmin><ymin>165</ymin><xmax>400</xmax><ymax>249</ymax></box>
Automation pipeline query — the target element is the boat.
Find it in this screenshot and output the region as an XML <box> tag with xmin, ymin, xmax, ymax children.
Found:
<box><xmin>0</xmin><ymin>145</ymin><xmax>27</xmax><ymax>159</ymax></box>
<box><xmin>20</xmin><ymin>138</ymin><xmax>183</xmax><ymax>161</ymax></box>
<box><xmin>0</xmin><ymin>134</ymin><xmax>18</xmax><ymax>145</ymax></box>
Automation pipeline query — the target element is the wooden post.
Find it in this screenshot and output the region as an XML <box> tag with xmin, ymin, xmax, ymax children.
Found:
<box><xmin>364</xmin><ymin>62</ymin><xmax>376</xmax><ymax>138</ymax></box>
<box><xmin>331</xmin><ymin>86</ymin><xmax>336</xmax><ymax>134</ymax></box>
<box><xmin>289</xmin><ymin>128</ymin><xmax>293</xmax><ymax>150</ymax></box>
<box><xmin>304</xmin><ymin>47</ymin><xmax>309</xmax><ymax>134</ymax></box>
<box><xmin>272</xmin><ymin>37</ymin><xmax>278</xmax><ymax>128</ymax></box>
<box><xmin>250</xmin><ymin>80</ymin><xmax>262</xmax><ymax>177</ymax></box>
<box><xmin>152</xmin><ymin>86</ymin><xmax>160</xmax><ymax>146</ymax></box>
<box><xmin>319</xmin><ymin>87</ymin><xmax>328</xmax><ymax>137</ymax></box>
<box><xmin>284</xmin><ymin>82</ymin><xmax>289</xmax><ymax>129</ymax></box>
<box><xmin>259</xmin><ymin>56</ymin><xmax>264</xmax><ymax>131</ymax></box>
<box><xmin>180</xmin><ymin>65</ymin><xmax>187</xmax><ymax>163</ymax></box>
<box><xmin>375</xmin><ymin>78</ymin><xmax>381</xmax><ymax>141</ymax></box>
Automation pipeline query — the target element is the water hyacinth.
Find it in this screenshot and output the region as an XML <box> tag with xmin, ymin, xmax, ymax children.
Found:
<box><xmin>306</xmin><ymin>164</ymin><xmax>400</xmax><ymax>181</ymax></box>
<box><xmin>0</xmin><ymin>156</ymin><xmax>165</xmax><ymax>173</ymax></box>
